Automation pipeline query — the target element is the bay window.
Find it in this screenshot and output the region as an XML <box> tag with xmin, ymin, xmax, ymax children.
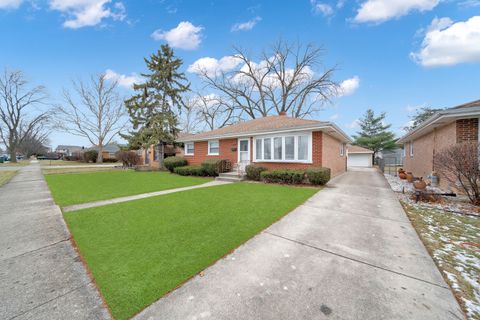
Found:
<box><xmin>208</xmin><ymin>140</ymin><xmax>219</xmax><ymax>155</ymax></box>
<box><xmin>254</xmin><ymin>133</ymin><xmax>311</xmax><ymax>163</ymax></box>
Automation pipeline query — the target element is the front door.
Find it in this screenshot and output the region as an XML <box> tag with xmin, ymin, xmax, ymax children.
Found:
<box><xmin>238</xmin><ymin>139</ymin><xmax>250</xmax><ymax>173</ymax></box>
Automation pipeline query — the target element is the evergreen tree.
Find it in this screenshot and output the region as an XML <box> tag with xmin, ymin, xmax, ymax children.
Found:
<box><xmin>353</xmin><ymin>109</ymin><xmax>397</xmax><ymax>158</ymax></box>
<box><xmin>123</xmin><ymin>45</ymin><xmax>190</xmax><ymax>169</ymax></box>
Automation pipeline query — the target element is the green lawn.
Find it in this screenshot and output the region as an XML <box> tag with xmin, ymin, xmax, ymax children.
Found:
<box><xmin>0</xmin><ymin>171</ymin><xmax>17</xmax><ymax>186</ymax></box>
<box><xmin>46</xmin><ymin>170</ymin><xmax>211</xmax><ymax>207</ymax></box>
<box><xmin>64</xmin><ymin>183</ymin><xmax>318</xmax><ymax>320</ymax></box>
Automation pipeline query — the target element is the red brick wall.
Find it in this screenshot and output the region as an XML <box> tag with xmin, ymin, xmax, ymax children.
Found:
<box><xmin>184</xmin><ymin>139</ymin><xmax>238</xmax><ymax>165</ymax></box>
<box><xmin>251</xmin><ymin>131</ymin><xmax>323</xmax><ymax>170</ymax></box>
<box><xmin>322</xmin><ymin>132</ymin><xmax>347</xmax><ymax>177</ymax></box>
<box><xmin>456</xmin><ymin>118</ymin><xmax>479</xmax><ymax>143</ymax></box>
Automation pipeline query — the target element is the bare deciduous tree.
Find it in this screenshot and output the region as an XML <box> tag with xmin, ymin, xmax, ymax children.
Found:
<box><xmin>433</xmin><ymin>141</ymin><xmax>480</xmax><ymax>205</ymax></box>
<box><xmin>54</xmin><ymin>73</ymin><xmax>127</xmax><ymax>163</ymax></box>
<box><xmin>192</xmin><ymin>40</ymin><xmax>338</xmax><ymax>120</ymax></box>
<box><xmin>18</xmin><ymin>133</ymin><xmax>50</xmax><ymax>157</ymax></box>
<box><xmin>0</xmin><ymin>69</ymin><xmax>50</xmax><ymax>162</ymax></box>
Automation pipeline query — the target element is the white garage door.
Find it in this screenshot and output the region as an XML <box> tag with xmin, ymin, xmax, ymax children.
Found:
<box><xmin>347</xmin><ymin>153</ymin><xmax>372</xmax><ymax>167</ymax></box>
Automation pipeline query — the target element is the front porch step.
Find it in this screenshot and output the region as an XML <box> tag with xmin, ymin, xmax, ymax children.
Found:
<box><xmin>215</xmin><ymin>171</ymin><xmax>246</xmax><ymax>182</ymax></box>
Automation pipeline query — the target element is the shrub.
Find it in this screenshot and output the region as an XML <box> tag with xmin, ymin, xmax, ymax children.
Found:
<box><xmin>306</xmin><ymin>167</ymin><xmax>331</xmax><ymax>185</ymax></box>
<box><xmin>164</xmin><ymin>156</ymin><xmax>187</xmax><ymax>172</ymax></box>
<box><xmin>261</xmin><ymin>169</ymin><xmax>305</xmax><ymax>184</ymax></box>
<box><xmin>245</xmin><ymin>165</ymin><xmax>267</xmax><ymax>181</ymax></box>
<box><xmin>115</xmin><ymin>150</ymin><xmax>140</xmax><ymax>168</ymax></box>
<box><xmin>174</xmin><ymin>165</ymin><xmax>206</xmax><ymax>176</ymax></box>
<box><xmin>83</xmin><ymin>150</ymin><xmax>98</xmax><ymax>163</ymax></box>
<box><xmin>201</xmin><ymin>159</ymin><xmax>232</xmax><ymax>176</ymax></box>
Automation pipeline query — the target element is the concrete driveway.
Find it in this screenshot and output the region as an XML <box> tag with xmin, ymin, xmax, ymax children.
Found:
<box><xmin>0</xmin><ymin>164</ymin><xmax>109</xmax><ymax>320</ymax></box>
<box><xmin>135</xmin><ymin>168</ymin><xmax>463</xmax><ymax>320</ymax></box>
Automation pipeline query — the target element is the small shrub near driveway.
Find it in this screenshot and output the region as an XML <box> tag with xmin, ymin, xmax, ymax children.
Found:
<box><xmin>164</xmin><ymin>156</ymin><xmax>187</xmax><ymax>172</ymax></box>
<box><xmin>306</xmin><ymin>167</ymin><xmax>331</xmax><ymax>185</ymax></box>
<box><xmin>261</xmin><ymin>169</ymin><xmax>305</xmax><ymax>184</ymax></box>
<box><xmin>245</xmin><ymin>164</ymin><xmax>267</xmax><ymax>181</ymax></box>
<box><xmin>201</xmin><ymin>159</ymin><xmax>231</xmax><ymax>176</ymax></box>
<box><xmin>83</xmin><ymin>150</ymin><xmax>98</xmax><ymax>163</ymax></box>
<box><xmin>174</xmin><ymin>165</ymin><xmax>206</xmax><ymax>176</ymax></box>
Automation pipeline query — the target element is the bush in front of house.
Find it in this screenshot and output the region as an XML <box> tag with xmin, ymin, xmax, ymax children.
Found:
<box><xmin>83</xmin><ymin>150</ymin><xmax>98</xmax><ymax>163</ymax></box>
<box><xmin>245</xmin><ymin>165</ymin><xmax>267</xmax><ymax>181</ymax></box>
<box><xmin>260</xmin><ymin>169</ymin><xmax>305</xmax><ymax>184</ymax></box>
<box><xmin>306</xmin><ymin>167</ymin><xmax>331</xmax><ymax>185</ymax></box>
<box><xmin>164</xmin><ymin>156</ymin><xmax>187</xmax><ymax>172</ymax></box>
<box><xmin>201</xmin><ymin>159</ymin><xmax>232</xmax><ymax>176</ymax></box>
<box><xmin>174</xmin><ymin>165</ymin><xmax>206</xmax><ymax>176</ymax></box>
<box><xmin>115</xmin><ymin>150</ymin><xmax>140</xmax><ymax>168</ymax></box>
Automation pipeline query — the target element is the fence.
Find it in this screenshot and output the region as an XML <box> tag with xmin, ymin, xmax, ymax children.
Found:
<box><xmin>377</xmin><ymin>156</ymin><xmax>403</xmax><ymax>175</ymax></box>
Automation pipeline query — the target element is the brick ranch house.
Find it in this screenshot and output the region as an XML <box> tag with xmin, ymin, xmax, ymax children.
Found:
<box><xmin>397</xmin><ymin>99</ymin><xmax>479</xmax><ymax>190</ymax></box>
<box><xmin>176</xmin><ymin>113</ymin><xmax>352</xmax><ymax>177</ymax></box>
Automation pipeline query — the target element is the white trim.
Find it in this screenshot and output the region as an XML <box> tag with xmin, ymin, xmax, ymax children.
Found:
<box><xmin>340</xmin><ymin>143</ymin><xmax>345</xmax><ymax>156</ymax></box>
<box><xmin>208</xmin><ymin>140</ymin><xmax>219</xmax><ymax>155</ymax></box>
<box><xmin>185</xmin><ymin>142</ymin><xmax>194</xmax><ymax>155</ymax></box>
<box><xmin>252</xmin><ymin>131</ymin><xmax>313</xmax><ymax>164</ymax></box>
<box><xmin>409</xmin><ymin>141</ymin><xmax>414</xmax><ymax>158</ymax></box>
<box><xmin>237</xmin><ymin>138</ymin><xmax>251</xmax><ymax>164</ymax></box>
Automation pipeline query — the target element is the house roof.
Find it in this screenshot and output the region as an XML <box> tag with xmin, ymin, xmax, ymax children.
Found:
<box><xmin>88</xmin><ymin>143</ymin><xmax>122</xmax><ymax>153</ymax></box>
<box><xmin>397</xmin><ymin>99</ymin><xmax>480</xmax><ymax>144</ymax></box>
<box><xmin>56</xmin><ymin>145</ymin><xmax>82</xmax><ymax>150</ymax></box>
<box><xmin>177</xmin><ymin>115</ymin><xmax>352</xmax><ymax>143</ymax></box>
<box><xmin>347</xmin><ymin>145</ymin><xmax>374</xmax><ymax>154</ymax></box>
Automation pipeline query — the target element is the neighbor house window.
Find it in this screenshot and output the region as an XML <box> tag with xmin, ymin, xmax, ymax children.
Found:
<box><xmin>208</xmin><ymin>140</ymin><xmax>219</xmax><ymax>155</ymax></box>
<box><xmin>185</xmin><ymin>142</ymin><xmax>194</xmax><ymax>155</ymax></box>
<box><xmin>409</xmin><ymin>141</ymin><xmax>414</xmax><ymax>157</ymax></box>
<box><xmin>254</xmin><ymin>133</ymin><xmax>311</xmax><ymax>163</ymax></box>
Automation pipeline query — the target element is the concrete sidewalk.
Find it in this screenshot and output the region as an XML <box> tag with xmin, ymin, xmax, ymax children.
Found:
<box><xmin>63</xmin><ymin>180</ymin><xmax>230</xmax><ymax>212</ymax></box>
<box><xmin>0</xmin><ymin>164</ymin><xmax>110</xmax><ymax>320</ymax></box>
<box><xmin>134</xmin><ymin>168</ymin><xmax>464</xmax><ymax>320</ymax></box>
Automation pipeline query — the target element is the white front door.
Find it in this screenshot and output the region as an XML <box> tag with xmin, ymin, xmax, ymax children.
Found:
<box><xmin>238</xmin><ymin>139</ymin><xmax>250</xmax><ymax>173</ymax></box>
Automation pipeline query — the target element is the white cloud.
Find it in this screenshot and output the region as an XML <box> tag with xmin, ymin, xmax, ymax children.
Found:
<box><xmin>49</xmin><ymin>0</ymin><xmax>126</xmax><ymax>29</ymax></box>
<box><xmin>231</xmin><ymin>16</ymin><xmax>261</xmax><ymax>32</ymax></box>
<box><xmin>346</xmin><ymin>119</ymin><xmax>361</xmax><ymax>129</ymax></box>
<box><xmin>354</xmin><ymin>0</ymin><xmax>439</xmax><ymax>24</ymax></box>
<box><xmin>104</xmin><ymin>69</ymin><xmax>141</xmax><ymax>89</ymax></box>
<box><xmin>411</xmin><ymin>16</ymin><xmax>480</xmax><ymax>67</ymax></box>
<box><xmin>330</xmin><ymin>113</ymin><xmax>340</xmax><ymax>120</ymax></box>
<box><xmin>339</xmin><ymin>76</ymin><xmax>360</xmax><ymax>96</ymax></box>
<box><xmin>151</xmin><ymin>21</ymin><xmax>203</xmax><ymax>50</ymax></box>
<box><xmin>311</xmin><ymin>1</ymin><xmax>334</xmax><ymax>16</ymax></box>
<box><xmin>0</xmin><ymin>0</ymin><xmax>22</xmax><ymax>9</ymax></box>
<box><xmin>187</xmin><ymin>55</ymin><xmax>243</xmax><ymax>76</ymax></box>
<box><xmin>460</xmin><ymin>0</ymin><xmax>480</xmax><ymax>7</ymax></box>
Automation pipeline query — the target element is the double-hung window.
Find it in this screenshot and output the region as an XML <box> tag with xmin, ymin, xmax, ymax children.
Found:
<box><xmin>185</xmin><ymin>142</ymin><xmax>194</xmax><ymax>155</ymax></box>
<box><xmin>208</xmin><ymin>140</ymin><xmax>219</xmax><ymax>155</ymax></box>
<box><xmin>254</xmin><ymin>133</ymin><xmax>311</xmax><ymax>163</ymax></box>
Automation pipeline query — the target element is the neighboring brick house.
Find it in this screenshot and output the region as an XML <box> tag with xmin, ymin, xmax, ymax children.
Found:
<box><xmin>397</xmin><ymin>100</ymin><xmax>480</xmax><ymax>189</ymax></box>
<box><xmin>176</xmin><ymin>113</ymin><xmax>352</xmax><ymax>177</ymax></box>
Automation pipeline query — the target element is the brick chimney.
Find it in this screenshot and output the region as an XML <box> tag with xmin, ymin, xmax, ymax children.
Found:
<box><xmin>279</xmin><ymin>111</ymin><xmax>287</xmax><ymax>116</ymax></box>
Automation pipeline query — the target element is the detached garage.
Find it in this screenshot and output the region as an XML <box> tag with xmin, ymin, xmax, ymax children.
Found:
<box><xmin>347</xmin><ymin>145</ymin><xmax>373</xmax><ymax>168</ymax></box>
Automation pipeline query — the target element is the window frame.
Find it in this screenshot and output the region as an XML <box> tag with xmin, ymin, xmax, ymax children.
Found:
<box><xmin>208</xmin><ymin>140</ymin><xmax>220</xmax><ymax>156</ymax></box>
<box><xmin>409</xmin><ymin>141</ymin><xmax>414</xmax><ymax>157</ymax></box>
<box><xmin>340</xmin><ymin>143</ymin><xmax>345</xmax><ymax>157</ymax></box>
<box><xmin>253</xmin><ymin>131</ymin><xmax>313</xmax><ymax>164</ymax></box>
<box><xmin>185</xmin><ymin>142</ymin><xmax>194</xmax><ymax>156</ymax></box>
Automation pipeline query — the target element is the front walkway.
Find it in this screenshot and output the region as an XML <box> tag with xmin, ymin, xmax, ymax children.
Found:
<box><xmin>134</xmin><ymin>168</ymin><xmax>464</xmax><ymax>320</ymax></box>
<box><xmin>63</xmin><ymin>180</ymin><xmax>230</xmax><ymax>212</ymax></box>
<box><xmin>0</xmin><ymin>164</ymin><xmax>110</xmax><ymax>320</ymax></box>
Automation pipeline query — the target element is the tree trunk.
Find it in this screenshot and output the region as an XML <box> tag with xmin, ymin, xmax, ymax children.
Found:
<box><xmin>158</xmin><ymin>143</ymin><xmax>165</xmax><ymax>170</ymax></box>
<box><xmin>97</xmin><ymin>146</ymin><xmax>104</xmax><ymax>164</ymax></box>
<box><xmin>9</xmin><ymin>149</ymin><xmax>17</xmax><ymax>163</ymax></box>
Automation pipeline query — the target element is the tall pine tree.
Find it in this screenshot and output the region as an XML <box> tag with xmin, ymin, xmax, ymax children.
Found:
<box><xmin>123</xmin><ymin>45</ymin><xmax>190</xmax><ymax>169</ymax></box>
<box><xmin>353</xmin><ymin>109</ymin><xmax>397</xmax><ymax>159</ymax></box>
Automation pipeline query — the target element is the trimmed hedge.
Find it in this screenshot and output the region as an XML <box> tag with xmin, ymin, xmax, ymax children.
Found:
<box><xmin>201</xmin><ymin>159</ymin><xmax>232</xmax><ymax>176</ymax></box>
<box><xmin>306</xmin><ymin>167</ymin><xmax>331</xmax><ymax>185</ymax></box>
<box><xmin>164</xmin><ymin>156</ymin><xmax>187</xmax><ymax>173</ymax></box>
<box><xmin>173</xmin><ymin>166</ymin><xmax>206</xmax><ymax>176</ymax></box>
<box><xmin>84</xmin><ymin>150</ymin><xmax>98</xmax><ymax>163</ymax></box>
<box><xmin>260</xmin><ymin>169</ymin><xmax>305</xmax><ymax>184</ymax></box>
<box><xmin>245</xmin><ymin>165</ymin><xmax>267</xmax><ymax>181</ymax></box>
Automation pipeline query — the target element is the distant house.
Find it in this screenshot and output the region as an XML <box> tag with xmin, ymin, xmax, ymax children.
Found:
<box><xmin>176</xmin><ymin>113</ymin><xmax>351</xmax><ymax>177</ymax></box>
<box><xmin>87</xmin><ymin>143</ymin><xmax>122</xmax><ymax>160</ymax></box>
<box><xmin>55</xmin><ymin>145</ymin><xmax>83</xmax><ymax>157</ymax></box>
<box><xmin>397</xmin><ymin>99</ymin><xmax>479</xmax><ymax>189</ymax></box>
